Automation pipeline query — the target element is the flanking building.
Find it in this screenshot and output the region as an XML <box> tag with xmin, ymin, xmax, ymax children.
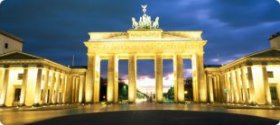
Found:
<box><xmin>0</xmin><ymin>31</ymin><xmax>86</xmax><ymax>107</ymax></box>
<box><xmin>205</xmin><ymin>32</ymin><xmax>280</xmax><ymax>105</ymax></box>
<box><xmin>0</xmin><ymin>30</ymin><xmax>23</xmax><ymax>54</ymax></box>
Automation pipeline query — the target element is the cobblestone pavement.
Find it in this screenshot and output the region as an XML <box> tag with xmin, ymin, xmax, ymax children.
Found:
<box><xmin>0</xmin><ymin>103</ymin><xmax>279</xmax><ymax>125</ymax></box>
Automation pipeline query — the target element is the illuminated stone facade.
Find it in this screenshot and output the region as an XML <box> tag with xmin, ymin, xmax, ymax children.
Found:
<box><xmin>205</xmin><ymin>33</ymin><xmax>280</xmax><ymax>105</ymax></box>
<box><xmin>0</xmin><ymin>51</ymin><xmax>86</xmax><ymax>106</ymax></box>
<box><xmin>84</xmin><ymin>29</ymin><xmax>207</xmax><ymax>103</ymax></box>
<box><xmin>84</xmin><ymin>5</ymin><xmax>207</xmax><ymax>103</ymax></box>
<box><xmin>0</xmin><ymin>5</ymin><xmax>278</xmax><ymax>107</ymax></box>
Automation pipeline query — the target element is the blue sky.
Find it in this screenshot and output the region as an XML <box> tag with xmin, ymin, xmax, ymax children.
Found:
<box><xmin>0</xmin><ymin>0</ymin><xmax>280</xmax><ymax>79</ymax></box>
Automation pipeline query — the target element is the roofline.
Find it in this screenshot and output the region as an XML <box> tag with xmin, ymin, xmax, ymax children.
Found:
<box><xmin>269</xmin><ymin>32</ymin><xmax>280</xmax><ymax>40</ymax></box>
<box><xmin>0</xmin><ymin>30</ymin><xmax>23</xmax><ymax>43</ymax></box>
<box><xmin>221</xmin><ymin>48</ymin><xmax>280</xmax><ymax>69</ymax></box>
<box><xmin>0</xmin><ymin>50</ymin><xmax>43</xmax><ymax>59</ymax></box>
<box><xmin>0</xmin><ymin>51</ymin><xmax>71</xmax><ymax>71</ymax></box>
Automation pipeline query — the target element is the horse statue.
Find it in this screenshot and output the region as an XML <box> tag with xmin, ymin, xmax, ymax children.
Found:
<box><xmin>132</xmin><ymin>17</ymin><xmax>139</xmax><ymax>29</ymax></box>
<box><xmin>153</xmin><ymin>17</ymin><xmax>160</xmax><ymax>29</ymax></box>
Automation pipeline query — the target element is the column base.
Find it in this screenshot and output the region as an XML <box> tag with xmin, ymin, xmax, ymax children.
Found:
<box><xmin>32</xmin><ymin>103</ymin><xmax>40</xmax><ymax>107</ymax></box>
<box><xmin>85</xmin><ymin>102</ymin><xmax>94</xmax><ymax>105</ymax></box>
<box><xmin>19</xmin><ymin>104</ymin><xmax>26</xmax><ymax>107</ymax></box>
<box><xmin>174</xmin><ymin>102</ymin><xmax>185</xmax><ymax>104</ymax></box>
<box><xmin>128</xmin><ymin>102</ymin><xmax>135</xmax><ymax>104</ymax></box>
<box><xmin>0</xmin><ymin>104</ymin><xmax>6</xmax><ymax>107</ymax></box>
<box><xmin>156</xmin><ymin>101</ymin><xmax>163</xmax><ymax>104</ymax></box>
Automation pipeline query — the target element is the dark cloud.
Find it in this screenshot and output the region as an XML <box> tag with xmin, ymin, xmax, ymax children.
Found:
<box><xmin>0</xmin><ymin>0</ymin><xmax>279</xmax><ymax>78</ymax></box>
<box><xmin>210</xmin><ymin>0</ymin><xmax>280</xmax><ymax>28</ymax></box>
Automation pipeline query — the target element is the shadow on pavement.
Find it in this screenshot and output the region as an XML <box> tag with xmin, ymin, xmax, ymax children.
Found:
<box><xmin>28</xmin><ymin>110</ymin><xmax>278</xmax><ymax>125</ymax></box>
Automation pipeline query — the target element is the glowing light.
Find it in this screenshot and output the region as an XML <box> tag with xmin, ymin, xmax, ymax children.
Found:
<box><xmin>136</xmin><ymin>98</ymin><xmax>147</xmax><ymax>103</ymax></box>
<box><xmin>277</xmin><ymin>0</ymin><xmax>280</xmax><ymax>4</ymax></box>
<box><xmin>0</xmin><ymin>0</ymin><xmax>4</xmax><ymax>5</ymax></box>
<box><xmin>123</xmin><ymin>74</ymin><xmax>175</xmax><ymax>94</ymax></box>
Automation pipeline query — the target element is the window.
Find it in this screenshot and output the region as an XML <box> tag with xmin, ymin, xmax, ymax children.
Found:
<box><xmin>270</xmin><ymin>86</ymin><xmax>278</xmax><ymax>100</ymax></box>
<box><xmin>18</xmin><ymin>73</ymin><xmax>23</xmax><ymax>80</ymax></box>
<box><xmin>267</xmin><ymin>71</ymin><xmax>274</xmax><ymax>78</ymax></box>
<box><xmin>14</xmin><ymin>88</ymin><xmax>21</xmax><ymax>101</ymax></box>
<box><xmin>4</xmin><ymin>43</ymin><xmax>8</xmax><ymax>49</ymax></box>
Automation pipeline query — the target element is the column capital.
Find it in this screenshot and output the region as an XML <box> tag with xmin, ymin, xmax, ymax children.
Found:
<box><xmin>261</xmin><ymin>62</ymin><xmax>268</xmax><ymax>66</ymax></box>
<box><xmin>37</xmin><ymin>64</ymin><xmax>44</xmax><ymax>68</ymax></box>
<box><xmin>3</xmin><ymin>65</ymin><xmax>9</xmax><ymax>68</ymax></box>
<box><xmin>192</xmin><ymin>52</ymin><xmax>204</xmax><ymax>56</ymax></box>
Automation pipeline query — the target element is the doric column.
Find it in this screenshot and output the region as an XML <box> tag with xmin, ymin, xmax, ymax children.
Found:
<box><xmin>174</xmin><ymin>54</ymin><xmax>184</xmax><ymax>103</ymax></box>
<box><xmin>34</xmin><ymin>67</ymin><xmax>43</xmax><ymax>106</ymax></box>
<box><xmin>62</xmin><ymin>74</ymin><xmax>67</xmax><ymax>103</ymax></box>
<box><xmin>155</xmin><ymin>54</ymin><xmax>163</xmax><ymax>103</ymax></box>
<box><xmin>78</xmin><ymin>75</ymin><xmax>85</xmax><ymax>103</ymax></box>
<box><xmin>65</xmin><ymin>75</ymin><xmax>73</xmax><ymax>103</ymax></box>
<box><xmin>93</xmin><ymin>56</ymin><xmax>101</xmax><ymax>103</ymax></box>
<box><xmin>85</xmin><ymin>55</ymin><xmax>93</xmax><ymax>103</ymax></box>
<box><xmin>220</xmin><ymin>74</ymin><xmax>227</xmax><ymax>103</ymax></box>
<box><xmin>72</xmin><ymin>76</ymin><xmax>76</xmax><ymax>103</ymax></box>
<box><xmin>0</xmin><ymin>68</ymin><xmax>3</xmax><ymax>101</ymax></box>
<box><xmin>74</xmin><ymin>77</ymin><xmax>78</xmax><ymax>103</ymax></box>
<box><xmin>262</xmin><ymin>65</ymin><xmax>271</xmax><ymax>105</ymax></box>
<box><xmin>234</xmin><ymin>69</ymin><xmax>242</xmax><ymax>103</ymax></box>
<box><xmin>213</xmin><ymin>76</ymin><xmax>217</xmax><ymax>101</ymax></box>
<box><xmin>247</xmin><ymin>66</ymin><xmax>255</xmax><ymax>104</ymax></box>
<box><xmin>226</xmin><ymin>71</ymin><xmax>233</xmax><ymax>103</ymax></box>
<box><xmin>19</xmin><ymin>66</ymin><xmax>29</xmax><ymax>106</ymax></box>
<box><xmin>107</xmin><ymin>55</ymin><xmax>119</xmax><ymax>103</ymax></box>
<box><xmin>173</xmin><ymin>55</ymin><xmax>178</xmax><ymax>102</ymax></box>
<box><xmin>230</xmin><ymin>70</ymin><xmax>237</xmax><ymax>103</ymax></box>
<box><xmin>42</xmin><ymin>67</ymin><xmax>49</xmax><ymax>104</ymax></box>
<box><xmin>76</xmin><ymin>77</ymin><xmax>80</xmax><ymax>103</ymax></box>
<box><xmin>55</xmin><ymin>72</ymin><xmax>62</xmax><ymax>103</ymax></box>
<box><xmin>48</xmin><ymin>71</ymin><xmax>56</xmax><ymax>104</ymax></box>
<box><xmin>217</xmin><ymin>75</ymin><xmax>223</xmax><ymax>102</ymax></box>
<box><xmin>85</xmin><ymin>55</ymin><xmax>101</xmax><ymax>103</ymax></box>
<box><xmin>58</xmin><ymin>73</ymin><xmax>65</xmax><ymax>104</ymax></box>
<box><xmin>0</xmin><ymin>66</ymin><xmax>10</xmax><ymax>106</ymax></box>
<box><xmin>72</xmin><ymin>77</ymin><xmax>76</xmax><ymax>103</ymax></box>
<box><xmin>128</xmin><ymin>55</ymin><xmax>137</xmax><ymax>103</ymax></box>
<box><xmin>55</xmin><ymin>72</ymin><xmax>62</xmax><ymax>104</ymax></box>
<box><xmin>277</xmin><ymin>65</ymin><xmax>280</xmax><ymax>104</ymax></box>
<box><xmin>240</xmin><ymin>66</ymin><xmax>249</xmax><ymax>104</ymax></box>
<box><xmin>192</xmin><ymin>53</ymin><xmax>207</xmax><ymax>102</ymax></box>
<box><xmin>208</xmin><ymin>75</ymin><xmax>214</xmax><ymax>103</ymax></box>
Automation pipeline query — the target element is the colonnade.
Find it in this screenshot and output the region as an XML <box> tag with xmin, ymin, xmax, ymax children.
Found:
<box><xmin>86</xmin><ymin>53</ymin><xmax>207</xmax><ymax>103</ymax></box>
<box><xmin>207</xmin><ymin>64</ymin><xmax>280</xmax><ymax>105</ymax></box>
<box><xmin>0</xmin><ymin>65</ymin><xmax>86</xmax><ymax>107</ymax></box>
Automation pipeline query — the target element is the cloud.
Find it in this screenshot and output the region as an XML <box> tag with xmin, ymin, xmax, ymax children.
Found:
<box><xmin>0</xmin><ymin>0</ymin><xmax>279</xmax><ymax>78</ymax></box>
<box><xmin>209</xmin><ymin>0</ymin><xmax>280</xmax><ymax>28</ymax></box>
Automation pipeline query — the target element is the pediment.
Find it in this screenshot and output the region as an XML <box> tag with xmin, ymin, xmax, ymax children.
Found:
<box><xmin>0</xmin><ymin>51</ymin><xmax>43</xmax><ymax>60</ymax></box>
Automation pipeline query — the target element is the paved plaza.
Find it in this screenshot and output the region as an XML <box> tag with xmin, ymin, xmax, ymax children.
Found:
<box><xmin>0</xmin><ymin>103</ymin><xmax>279</xmax><ymax>125</ymax></box>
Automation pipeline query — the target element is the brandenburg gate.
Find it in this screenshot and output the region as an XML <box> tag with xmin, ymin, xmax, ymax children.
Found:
<box><xmin>84</xmin><ymin>5</ymin><xmax>207</xmax><ymax>103</ymax></box>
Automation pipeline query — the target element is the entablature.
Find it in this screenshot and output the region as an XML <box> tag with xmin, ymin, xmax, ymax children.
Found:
<box><xmin>85</xmin><ymin>41</ymin><xmax>206</xmax><ymax>56</ymax></box>
<box><xmin>88</xmin><ymin>31</ymin><xmax>204</xmax><ymax>41</ymax></box>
